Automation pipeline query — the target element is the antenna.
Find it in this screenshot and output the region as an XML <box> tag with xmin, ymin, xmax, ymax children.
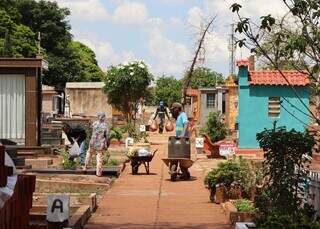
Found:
<box><xmin>197</xmin><ymin>20</ymin><xmax>206</xmax><ymax>67</ymax></box>
<box><xmin>228</xmin><ymin>24</ymin><xmax>236</xmax><ymax>75</ymax></box>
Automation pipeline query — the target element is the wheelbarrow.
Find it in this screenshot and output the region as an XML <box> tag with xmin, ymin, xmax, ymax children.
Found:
<box><xmin>128</xmin><ymin>149</ymin><xmax>158</xmax><ymax>175</ymax></box>
<box><xmin>162</xmin><ymin>158</ymin><xmax>194</xmax><ymax>181</ymax></box>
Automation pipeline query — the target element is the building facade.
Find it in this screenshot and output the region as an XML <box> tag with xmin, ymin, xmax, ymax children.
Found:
<box><xmin>0</xmin><ymin>58</ymin><xmax>43</xmax><ymax>146</ymax></box>
<box><xmin>237</xmin><ymin>59</ymin><xmax>310</xmax><ymax>148</ymax></box>
<box><xmin>66</xmin><ymin>82</ymin><xmax>113</xmax><ymax>119</ymax></box>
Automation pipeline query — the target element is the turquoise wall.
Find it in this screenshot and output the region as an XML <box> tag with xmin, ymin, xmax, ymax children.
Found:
<box><xmin>238</xmin><ymin>66</ymin><xmax>310</xmax><ymax>148</ymax></box>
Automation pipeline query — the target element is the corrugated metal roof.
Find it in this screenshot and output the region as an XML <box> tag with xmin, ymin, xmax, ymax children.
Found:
<box><xmin>66</xmin><ymin>82</ymin><xmax>105</xmax><ymax>89</ymax></box>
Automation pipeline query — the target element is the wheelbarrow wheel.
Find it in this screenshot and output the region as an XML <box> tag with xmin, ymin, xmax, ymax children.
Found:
<box><xmin>131</xmin><ymin>162</ymin><xmax>139</xmax><ymax>174</ymax></box>
<box><xmin>170</xmin><ymin>164</ymin><xmax>177</xmax><ymax>181</ymax></box>
<box><xmin>181</xmin><ymin>167</ymin><xmax>191</xmax><ymax>180</ymax></box>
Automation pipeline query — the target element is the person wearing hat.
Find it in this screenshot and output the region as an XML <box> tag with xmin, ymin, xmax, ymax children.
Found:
<box><xmin>171</xmin><ymin>102</ymin><xmax>189</xmax><ymax>138</ymax></box>
<box><xmin>62</xmin><ymin>123</ymin><xmax>87</xmax><ymax>165</ymax></box>
<box><xmin>83</xmin><ymin>112</ymin><xmax>110</xmax><ymax>176</ymax></box>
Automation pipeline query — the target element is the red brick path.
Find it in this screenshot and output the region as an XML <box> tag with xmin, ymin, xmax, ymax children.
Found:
<box><xmin>85</xmin><ymin>133</ymin><xmax>229</xmax><ymax>229</ymax></box>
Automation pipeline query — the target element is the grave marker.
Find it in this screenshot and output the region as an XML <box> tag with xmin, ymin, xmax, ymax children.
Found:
<box><xmin>47</xmin><ymin>195</ymin><xmax>70</xmax><ymax>223</ymax></box>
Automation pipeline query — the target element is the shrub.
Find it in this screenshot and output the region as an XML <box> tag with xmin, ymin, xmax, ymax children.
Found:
<box><xmin>204</xmin><ymin>157</ymin><xmax>254</xmax><ymax>196</ymax></box>
<box><xmin>59</xmin><ymin>149</ymin><xmax>80</xmax><ymax>170</ymax></box>
<box><xmin>256</xmin><ymin>126</ymin><xmax>315</xmax><ymax>218</ymax></box>
<box><xmin>109</xmin><ymin>127</ymin><xmax>123</xmax><ymax>141</ymax></box>
<box><xmin>201</xmin><ymin>112</ymin><xmax>227</xmax><ymax>143</ymax></box>
<box><xmin>234</xmin><ymin>199</ymin><xmax>256</xmax><ymax>213</ymax></box>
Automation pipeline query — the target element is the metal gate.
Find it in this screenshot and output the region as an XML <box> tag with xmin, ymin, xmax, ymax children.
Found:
<box><xmin>0</xmin><ymin>74</ymin><xmax>25</xmax><ymax>140</ymax></box>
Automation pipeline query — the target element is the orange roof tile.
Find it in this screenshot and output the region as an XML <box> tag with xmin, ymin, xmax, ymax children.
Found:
<box><xmin>249</xmin><ymin>71</ymin><xmax>309</xmax><ymax>86</ymax></box>
<box><xmin>236</xmin><ymin>59</ymin><xmax>249</xmax><ymax>67</ymax></box>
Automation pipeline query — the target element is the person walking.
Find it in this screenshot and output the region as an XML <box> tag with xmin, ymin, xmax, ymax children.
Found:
<box><xmin>62</xmin><ymin>123</ymin><xmax>87</xmax><ymax>165</ymax></box>
<box><xmin>83</xmin><ymin>112</ymin><xmax>110</xmax><ymax>176</ymax></box>
<box><xmin>153</xmin><ymin>101</ymin><xmax>170</xmax><ymax>134</ymax></box>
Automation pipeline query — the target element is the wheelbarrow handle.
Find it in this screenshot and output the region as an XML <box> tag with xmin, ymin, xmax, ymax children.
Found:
<box><xmin>152</xmin><ymin>149</ymin><xmax>158</xmax><ymax>156</ymax></box>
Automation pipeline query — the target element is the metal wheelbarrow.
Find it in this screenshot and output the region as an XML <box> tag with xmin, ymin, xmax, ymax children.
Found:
<box><xmin>128</xmin><ymin>149</ymin><xmax>158</xmax><ymax>175</ymax></box>
<box><xmin>162</xmin><ymin>158</ymin><xmax>194</xmax><ymax>181</ymax></box>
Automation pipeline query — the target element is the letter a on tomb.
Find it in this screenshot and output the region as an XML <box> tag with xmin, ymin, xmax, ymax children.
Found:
<box><xmin>47</xmin><ymin>195</ymin><xmax>70</xmax><ymax>222</ymax></box>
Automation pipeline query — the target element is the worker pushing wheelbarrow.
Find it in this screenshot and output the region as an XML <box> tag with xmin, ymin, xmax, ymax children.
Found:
<box><xmin>162</xmin><ymin>102</ymin><xmax>194</xmax><ymax>181</ymax></box>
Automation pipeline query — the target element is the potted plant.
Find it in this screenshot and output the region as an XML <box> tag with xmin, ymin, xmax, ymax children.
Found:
<box><xmin>204</xmin><ymin>157</ymin><xmax>254</xmax><ymax>203</ymax></box>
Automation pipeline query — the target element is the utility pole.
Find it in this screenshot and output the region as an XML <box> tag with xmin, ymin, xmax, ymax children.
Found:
<box><xmin>228</xmin><ymin>24</ymin><xmax>236</xmax><ymax>76</ymax></box>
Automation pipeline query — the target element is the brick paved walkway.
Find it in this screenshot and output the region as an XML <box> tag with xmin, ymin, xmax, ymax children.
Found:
<box><xmin>85</xmin><ymin>133</ymin><xmax>229</xmax><ymax>229</ymax></box>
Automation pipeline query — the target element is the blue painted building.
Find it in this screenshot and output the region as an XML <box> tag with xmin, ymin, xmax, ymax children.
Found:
<box><xmin>237</xmin><ymin>59</ymin><xmax>310</xmax><ymax>148</ymax></box>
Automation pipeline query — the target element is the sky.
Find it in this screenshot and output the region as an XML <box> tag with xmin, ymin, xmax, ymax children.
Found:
<box><xmin>51</xmin><ymin>0</ymin><xmax>288</xmax><ymax>79</ymax></box>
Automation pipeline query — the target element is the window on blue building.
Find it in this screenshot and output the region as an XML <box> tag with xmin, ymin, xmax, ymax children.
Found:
<box><xmin>268</xmin><ymin>97</ymin><xmax>280</xmax><ymax>117</ymax></box>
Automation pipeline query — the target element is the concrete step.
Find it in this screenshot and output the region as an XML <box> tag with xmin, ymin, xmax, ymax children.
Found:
<box><xmin>25</xmin><ymin>158</ymin><xmax>53</xmax><ymax>169</ymax></box>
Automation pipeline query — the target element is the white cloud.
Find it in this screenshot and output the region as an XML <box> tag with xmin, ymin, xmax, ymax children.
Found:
<box><xmin>74</xmin><ymin>32</ymin><xmax>137</xmax><ymax>70</ymax></box>
<box><xmin>51</xmin><ymin>0</ymin><xmax>109</xmax><ymax>22</ymax></box>
<box><xmin>147</xmin><ymin>29</ymin><xmax>191</xmax><ymax>76</ymax></box>
<box><xmin>169</xmin><ymin>17</ymin><xmax>183</xmax><ymax>26</ymax></box>
<box><xmin>187</xmin><ymin>6</ymin><xmax>203</xmax><ymax>31</ymax></box>
<box><xmin>112</xmin><ymin>2</ymin><xmax>148</xmax><ymax>25</ymax></box>
<box><xmin>204</xmin><ymin>0</ymin><xmax>288</xmax><ymax>22</ymax></box>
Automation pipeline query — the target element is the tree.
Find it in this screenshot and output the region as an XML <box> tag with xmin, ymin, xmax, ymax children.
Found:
<box><xmin>71</xmin><ymin>41</ymin><xmax>106</xmax><ymax>82</ymax></box>
<box><xmin>0</xmin><ymin>9</ymin><xmax>37</xmax><ymax>57</ymax></box>
<box><xmin>103</xmin><ymin>61</ymin><xmax>153</xmax><ymax>123</ymax></box>
<box><xmin>184</xmin><ymin>67</ymin><xmax>224</xmax><ymax>89</ymax></box>
<box><xmin>230</xmin><ymin>0</ymin><xmax>320</xmax><ymax>124</ymax></box>
<box><xmin>155</xmin><ymin>76</ymin><xmax>183</xmax><ymax>107</ymax></box>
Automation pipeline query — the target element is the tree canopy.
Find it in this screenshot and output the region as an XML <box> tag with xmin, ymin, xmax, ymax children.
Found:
<box><xmin>0</xmin><ymin>0</ymin><xmax>105</xmax><ymax>88</ymax></box>
<box><xmin>103</xmin><ymin>61</ymin><xmax>153</xmax><ymax>122</ymax></box>
<box><xmin>154</xmin><ymin>76</ymin><xmax>183</xmax><ymax>107</ymax></box>
<box><xmin>184</xmin><ymin>67</ymin><xmax>224</xmax><ymax>89</ymax></box>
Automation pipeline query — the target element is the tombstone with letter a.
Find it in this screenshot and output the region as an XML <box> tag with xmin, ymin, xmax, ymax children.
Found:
<box><xmin>47</xmin><ymin>195</ymin><xmax>70</xmax><ymax>228</ymax></box>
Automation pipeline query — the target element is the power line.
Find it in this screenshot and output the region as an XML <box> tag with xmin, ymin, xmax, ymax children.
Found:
<box><xmin>280</xmin><ymin>103</ymin><xmax>311</xmax><ymax>128</ymax></box>
<box><xmin>281</xmin><ymin>97</ymin><xmax>313</xmax><ymax>119</ymax></box>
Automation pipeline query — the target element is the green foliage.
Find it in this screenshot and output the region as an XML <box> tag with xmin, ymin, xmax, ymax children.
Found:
<box><xmin>0</xmin><ymin>0</ymin><xmax>105</xmax><ymax>88</ymax></box>
<box><xmin>204</xmin><ymin>157</ymin><xmax>254</xmax><ymax>196</ymax></box>
<box><xmin>120</xmin><ymin>123</ymin><xmax>148</xmax><ymax>143</ymax></box>
<box><xmin>201</xmin><ymin>112</ymin><xmax>227</xmax><ymax>143</ymax></box>
<box><xmin>257</xmin><ymin>211</ymin><xmax>320</xmax><ymax>229</ymax></box>
<box><xmin>104</xmin><ymin>61</ymin><xmax>153</xmax><ymax>122</ymax></box>
<box><xmin>59</xmin><ymin>149</ymin><xmax>80</xmax><ymax>170</ymax></box>
<box><xmin>71</xmin><ymin>41</ymin><xmax>106</xmax><ymax>82</ymax></box>
<box><xmin>144</xmin><ymin>87</ymin><xmax>156</xmax><ymax>106</ymax></box>
<box><xmin>184</xmin><ymin>67</ymin><xmax>224</xmax><ymax>89</ymax></box>
<box><xmin>154</xmin><ymin>76</ymin><xmax>182</xmax><ymax>106</ymax></box>
<box><xmin>256</xmin><ymin>126</ymin><xmax>315</xmax><ymax>218</ymax></box>
<box><xmin>109</xmin><ymin>127</ymin><xmax>123</xmax><ymax>141</ymax></box>
<box><xmin>234</xmin><ymin>199</ymin><xmax>256</xmax><ymax>213</ymax></box>
<box><xmin>89</xmin><ymin>151</ymin><xmax>120</xmax><ymax>167</ymax></box>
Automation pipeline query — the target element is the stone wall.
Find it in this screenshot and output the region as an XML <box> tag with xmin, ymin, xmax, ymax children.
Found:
<box><xmin>66</xmin><ymin>83</ymin><xmax>112</xmax><ymax>119</ymax></box>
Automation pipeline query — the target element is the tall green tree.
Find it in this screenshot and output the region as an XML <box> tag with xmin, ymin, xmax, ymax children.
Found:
<box><xmin>184</xmin><ymin>67</ymin><xmax>224</xmax><ymax>89</ymax></box>
<box><xmin>0</xmin><ymin>9</ymin><xmax>36</xmax><ymax>57</ymax></box>
<box><xmin>71</xmin><ymin>41</ymin><xmax>106</xmax><ymax>82</ymax></box>
<box><xmin>0</xmin><ymin>0</ymin><xmax>106</xmax><ymax>88</ymax></box>
<box><xmin>155</xmin><ymin>76</ymin><xmax>182</xmax><ymax>106</ymax></box>
<box><xmin>103</xmin><ymin>61</ymin><xmax>153</xmax><ymax>122</ymax></box>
